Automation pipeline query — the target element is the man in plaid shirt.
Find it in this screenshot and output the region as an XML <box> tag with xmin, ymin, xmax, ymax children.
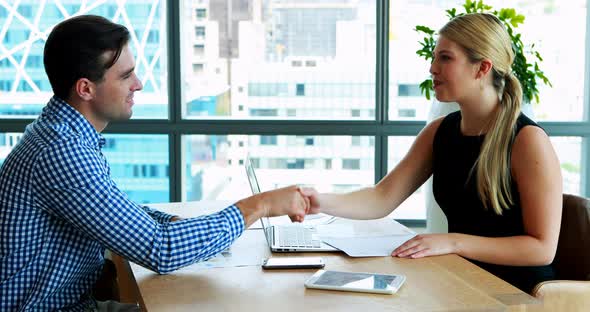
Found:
<box><xmin>0</xmin><ymin>15</ymin><xmax>309</xmax><ymax>311</ymax></box>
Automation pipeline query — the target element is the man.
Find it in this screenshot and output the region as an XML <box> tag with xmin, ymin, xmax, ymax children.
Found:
<box><xmin>0</xmin><ymin>15</ymin><xmax>309</xmax><ymax>311</ymax></box>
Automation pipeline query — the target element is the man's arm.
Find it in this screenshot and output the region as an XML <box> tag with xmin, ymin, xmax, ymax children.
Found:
<box><xmin>139</xmin><ymin>205</ymin><xmax>178</xmax><ymax>223</ymax></box>
<box><xmin>33</xmin><ymin>141</ymin><xmax>244</xmax><ymax>273</ymax></box>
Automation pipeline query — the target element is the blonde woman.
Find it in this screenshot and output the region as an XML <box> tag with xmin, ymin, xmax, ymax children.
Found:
<box><xmin>302</xmin><ymin>13</ymin><xmax>562</xmax><ymax>293</ymax></box>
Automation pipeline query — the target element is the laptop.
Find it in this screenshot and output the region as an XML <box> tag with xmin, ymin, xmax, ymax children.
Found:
<box><xmin>244</xmin><ymin>158</ymin><xmax>339</xmax><ymax>252</ymax></box>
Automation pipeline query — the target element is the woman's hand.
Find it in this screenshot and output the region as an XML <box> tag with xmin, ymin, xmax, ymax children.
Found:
<box><xmin>391</xmin><ymin>233</ymin><xmax>459</xmax><ymax>259</ymax></box>
<box><xmin>299</xmin><ymin>187</ymin><xmax>322</xmax><ymax>215</ymax></box>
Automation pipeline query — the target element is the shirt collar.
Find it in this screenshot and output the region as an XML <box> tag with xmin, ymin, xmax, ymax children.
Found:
<box><xmin>44</xmin><ymin>96</ymin><xmax>106</xmax><ymax>149</ymax></box>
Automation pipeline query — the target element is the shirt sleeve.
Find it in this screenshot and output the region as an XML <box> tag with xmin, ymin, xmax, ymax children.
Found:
<box><xmin>140</xmin><ymin>205</ymin><xmax>177</xmax><ymax>223</ymax></box>
<box><xmin>32</xmin><ymin>139</ymin><xmax>245</xmax><ymax>273</ymax></box>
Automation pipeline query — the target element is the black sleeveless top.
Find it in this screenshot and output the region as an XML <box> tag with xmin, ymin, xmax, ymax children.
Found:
<box><xmin>432</xmin><ymin>111</ymin><xmax>555</xmax><ymax>293</ymax></box>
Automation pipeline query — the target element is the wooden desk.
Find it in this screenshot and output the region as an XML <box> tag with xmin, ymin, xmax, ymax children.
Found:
<box><xmin>118</xmin><ymin>201</ymin><xmax>540</xmax><ymax>312</ymax></box>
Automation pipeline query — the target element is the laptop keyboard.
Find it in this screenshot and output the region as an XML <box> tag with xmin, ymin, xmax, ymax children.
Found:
<box><xmin>278</xmin><ymin>227</ymin><xmax>322</xmax><ymax>248</ymax></box>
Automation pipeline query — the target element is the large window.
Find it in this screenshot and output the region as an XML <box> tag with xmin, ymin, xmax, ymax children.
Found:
<box><xmin>179</xmin><ymin>0</ymin><xmax>376</xmax><ymax>120</ymax></box>
<box><xmin>388</xmin><ymin>0</ymin><xmax>588</xmax><ymax>121</ymax></box>
<box><xmin>0</xmin><ymin>133</ymin><xmax>169</xmax><ymax>204</ymax></box>
<box><xmin>0</xmin><ymin>1</ymin><xmax>168</xmax><ymax>118</ymax></box>
<box><xmin>183</xmin><ymin>135</ymin><xmax>374</xmax><ymax>201</ymax></box>
<box><xmin>102</xmin><ymin>134</ymin><xmax>169</xmax><ymax>203</ymax></box>
<box><xmin>1</xmin><ymin>1</ymin><xmax>589</xmax><ymax>226</ymax></box>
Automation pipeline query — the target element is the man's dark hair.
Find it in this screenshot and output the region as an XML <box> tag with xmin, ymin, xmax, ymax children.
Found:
<box><xmin>43</xmin><ymin>15</ymin><xmax>130</xmax><ymax>100</ymax></box>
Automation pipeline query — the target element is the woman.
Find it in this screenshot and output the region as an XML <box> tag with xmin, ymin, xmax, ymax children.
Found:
<box><xmin>302</xmin><ymin>13</ymin><xmax>562</xmax><ymax>293</ymax></box>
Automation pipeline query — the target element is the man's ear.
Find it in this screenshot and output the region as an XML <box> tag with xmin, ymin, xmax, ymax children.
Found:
<box><xmin>475</xmin><ymin>59</ymin><xmax>493</xmax><ymax>79</ymax></box>
<box><xmin>74</xmin><ymin>78</ymin><xmax>95</xmax><ymax>101</ymax></box>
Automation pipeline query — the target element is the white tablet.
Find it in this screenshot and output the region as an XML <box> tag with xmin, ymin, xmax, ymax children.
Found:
<box><xmin>304</xmin><ymin>270</ymin><xmax>406</xmax><ymax>295</ymax></box>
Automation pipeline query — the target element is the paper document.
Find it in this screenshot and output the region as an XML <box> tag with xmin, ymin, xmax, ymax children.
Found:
<box><xmin>318</xmin><ymin>218</ymin><xmax>416</xmax><ymax>257</ymax></box>
<box><xmin>178</xmin><ymin>247</ymin><xmax>262</xmax><ymax>271</ymax></box>
<box><xmin>323</xmin><ymin>234</ymin><xmax>416</xmax><ymax>257</ymax></box>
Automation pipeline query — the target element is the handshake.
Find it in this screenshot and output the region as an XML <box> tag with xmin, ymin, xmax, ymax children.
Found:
<box><xmin>234</xmin><ymin>185</ymin><xmax>320</xmax><ymax>228</ymax></box>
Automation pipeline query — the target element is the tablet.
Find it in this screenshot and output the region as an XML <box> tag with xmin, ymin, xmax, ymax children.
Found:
<box><xmin>304</xmin><ymin>270</ymin><xmax>405</xmax><ymax>295</ymax></box>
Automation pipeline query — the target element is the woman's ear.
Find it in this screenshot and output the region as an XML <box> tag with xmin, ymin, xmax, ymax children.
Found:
<box><xmin>74</xmin><ymin>78</ymin><xmax>95</xmax><ymax>101</ymax></box>
<box><xmin>475</xmin><ymin>59</ymin><xmax>493</xmax><ymax>79</ymax></box>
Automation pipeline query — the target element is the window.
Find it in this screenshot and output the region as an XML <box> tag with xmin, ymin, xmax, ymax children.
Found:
<box><xmin>287</xmin><ymin>159</ymin><xmax>305</xmax><ymax>169</ymax></box>
<box><xmin>397</xmin><ymin>84</ymin><xmax>421</xmax><ymax>97</ymax></box>
<box><xmin>296</xmin><ymin>83</ymin><xmax>305</xmax><ymax>96</ymax></box>
<box><xmin>0</xmin><ymin>1</ymin><xmax>168</xmax><ymax>119</ymax></box>
<box><xmin>388</xmin><ymin>0</ymin><xmax>588</xmax><ymax>122</ymax></box>
<box><xmin>398</xmin><ymin>109</ymin><xmax>416</xmax><ymax>118</ymax></box>
<box><xmin>248</xmin><ymin>83</ymin><xmax>289</xmax><ymax>97</ymax></box>
<box><xmin>250</xmin><ymin>109</ymin><xmax>278</xmax><ymax>117</ymax></box>
<box><xmin>1</xmin><ymin>1</ymin><xmax>587</xmax><ymax>226</ymax></box>
<box><xmin>180</xmin><ymin>0</ymin><xmax>376</xmax><ymax>119</ymax></box>
<box><xmin>183</xmin><ymin>135</ymin><xmax>374</xmax><ymax>200</ymax></box>
<box><xmin>17</xmin><ymin>5</ymin><xmax>32</xmax><ymax>18</ymax></box>
<box><xmin>0</xmin><ymin>80</ymin><xmax>12</xmax><ymax>90</ymax></box>
<box><xmin>195</xmin><ymin>26</ymin><xmax>205</xmax><ymax>39</ymax></box>
<box><xmin>260</xmin><ymin>135</ymin><xmax>277</xmax><ymax>145</ymax></box>
<box><xmin>192</xmin><ymin>63</ymin><xmax>204</xmax><ymax>73</ymax></box>
<box><xmin>305</xmin><ymin>60</ymin><xmax>317</xmax><ymax>67</ymax></box>
<box><xmin>195</xmin><ymin>8</ymin><xmax>206</xmax><ymax>19</ymax></box>
<box><xmin>147</xmin><ymin>30</ymin><xmax>159</xmax><ymax>43</ymax></box>
<box><xmin>342</xmin><ymin>159</ymin><xmax>360</xmax><ymax>170</ymax></box>
<box><xmin>194</xmin><ymin>44</ymin><xmax>205</xmax><ymax>57</ymax></box>
<box><xmin>25</xmin><ymin>56</ymin><xmax>42</xmax><ymax>68</ymax></box>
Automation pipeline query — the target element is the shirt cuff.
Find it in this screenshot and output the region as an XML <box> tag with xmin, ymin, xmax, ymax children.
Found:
<box><xmin>220</xmin><ymin>204</ymin><xmax>246</xmax><ymax>240</ymax></box>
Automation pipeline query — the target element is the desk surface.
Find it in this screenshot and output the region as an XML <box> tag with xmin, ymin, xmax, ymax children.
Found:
<box><xmin>123</xmin><ymin>201</ymin><xmax>539</xmax><ymax>312</ymax></box>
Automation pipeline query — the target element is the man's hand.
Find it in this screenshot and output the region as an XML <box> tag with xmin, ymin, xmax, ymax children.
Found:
<box><xmin>235</xmin><ymin>185</ymin><xmax>310</xmax><ymax>228</ymax></box>
<box><xmin>299</xmin><ymin>187</ymin><xmax>321</xmax><ymax>215</ymax></box>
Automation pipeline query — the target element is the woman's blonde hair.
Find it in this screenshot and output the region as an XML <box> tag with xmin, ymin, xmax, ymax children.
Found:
<box><xmin>439</xmin><ymin>13</ymin><xmax>522</xmax><ymax>215</ymax></box>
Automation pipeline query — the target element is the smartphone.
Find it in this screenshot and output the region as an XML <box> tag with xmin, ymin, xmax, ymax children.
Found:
<box><xmin>304</xmin><ymin>270</ymin><xmax>406</xmax><ymax>294</ymax></box>
<box><xmin>262</xmin><ymin>257</ymin><xmax>325</xmax><ymax>270</ymax></box>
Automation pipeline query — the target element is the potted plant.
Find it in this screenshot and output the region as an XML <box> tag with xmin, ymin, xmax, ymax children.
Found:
<box><xmin>414</xmin><ymin>0</ymin><xmax>551</xmax><ymax>105</ymax></box>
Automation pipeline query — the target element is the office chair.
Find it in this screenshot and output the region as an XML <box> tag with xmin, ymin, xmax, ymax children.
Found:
<box><xmin>530</xmin><ymin>194</ymin><xmax>590</xmax><ymax>311</ymax></box>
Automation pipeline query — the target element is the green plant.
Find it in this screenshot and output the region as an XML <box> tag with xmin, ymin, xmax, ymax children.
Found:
<box><xmin>415</xmin><ymin>0</ymin><xmax>551</xmax><ymax>103</ymax></box>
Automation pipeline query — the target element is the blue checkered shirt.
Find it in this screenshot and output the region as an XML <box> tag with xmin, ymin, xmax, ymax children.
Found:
<box><xmin>0</xmin><ymin>96</ymin><xmax>245</xmax><ymax>311</ymax></box>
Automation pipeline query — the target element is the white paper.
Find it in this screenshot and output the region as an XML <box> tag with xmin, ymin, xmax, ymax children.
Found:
<box><xmin>322</xmin><ymin>234</ymin><xmax>416</xmax><ymax>257</ymax></box>
<box><xmin>178</xmin><ymin>247</ymin><xmax>262</xmax><ymax>270</ymax></box>
<box><xmin>317</xmin><ymin>218</ymin><xmax>416</xmax><ymax>257</ymax></box>
<box><xmin>317</xmin><ymin>218</ymin><xmax>415</xmax><ymax>238</ymax></box>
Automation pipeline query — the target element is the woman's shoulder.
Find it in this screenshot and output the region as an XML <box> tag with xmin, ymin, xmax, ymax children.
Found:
<box><xmin>515</xmin><ymin>112</ymin><xmax>544</xmax><ymax>135</ymax></box>
<box><xmin>431</xmin><ymin>110</ymin><xmax>461</xmax><ymax>139</ymax></box>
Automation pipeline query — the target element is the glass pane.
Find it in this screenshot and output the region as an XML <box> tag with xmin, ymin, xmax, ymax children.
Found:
<box><xmin>0</xmin><ymin>132</ymin><xmax>23</xmax><ymax>166</ymax></box>
<box><xmin>551</xmin><ymin>137</ymin><xmax>582</xmax><ymax>196</ymax></box>
<box><xmin>389</xmin><ymin>0</ymin><xmax>587</xmax><ymax>121</ymax></box>
<box><xmin>102</xmin><ymin>134</ymin><xmax>169</xmax><ymax>204</ymax></box>
<box><xmin>0</xmin><ymin>1</ymin><xmax>168</xmax><ymax>119</ymax></box>
<box><xmin>388</xmin><ymin>136</ymin><xmax>426</xmax><ymax>220</ymax></box>
<box><xmin>0</xmin><ymin>133</ymin><xmax>169</xmax><ymax>203</ymax></box>
<box><xmin>180</xmin><ymin>1</ymin><xmax>376</xmax><ymax>120</ymax></box>
<box><xmin>183</xmin><ymin>135</ymin><xmax>374</xmax><ymax>201</ymax></box>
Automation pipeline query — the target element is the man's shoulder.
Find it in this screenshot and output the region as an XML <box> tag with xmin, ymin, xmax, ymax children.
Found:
<box><xmin>22</xmin><ymin>119</ymin><xmax>92</xmax><ymax>164</ymax></box>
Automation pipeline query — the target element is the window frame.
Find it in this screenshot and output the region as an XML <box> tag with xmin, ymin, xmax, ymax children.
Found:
<box><xmin>1</xmin><ymin>0</ymin><xmax>589</xmax><ymax>228</ymax></box>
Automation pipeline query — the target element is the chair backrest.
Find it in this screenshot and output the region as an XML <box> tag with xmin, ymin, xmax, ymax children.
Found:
<box><xmin>552</xmin><ymin>194</ymin><xmax>590</xmax><ymax>280</ymax></box>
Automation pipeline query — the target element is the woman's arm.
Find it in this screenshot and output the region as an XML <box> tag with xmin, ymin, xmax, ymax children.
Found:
<box><xmin>393</xmin><ymin>126</ymin><xmax>562</xmax><ymax>266</ymax></box>
<box><xmin>303</xmin><ymin>117</ymin><xmax>444</xmax><ymax>220</ymax></box>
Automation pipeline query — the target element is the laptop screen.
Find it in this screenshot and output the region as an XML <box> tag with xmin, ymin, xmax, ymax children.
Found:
<box><xmin>244</xmin><ymin>158</ymin><xmax>272</xmax><ymax>244</ymax></box>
